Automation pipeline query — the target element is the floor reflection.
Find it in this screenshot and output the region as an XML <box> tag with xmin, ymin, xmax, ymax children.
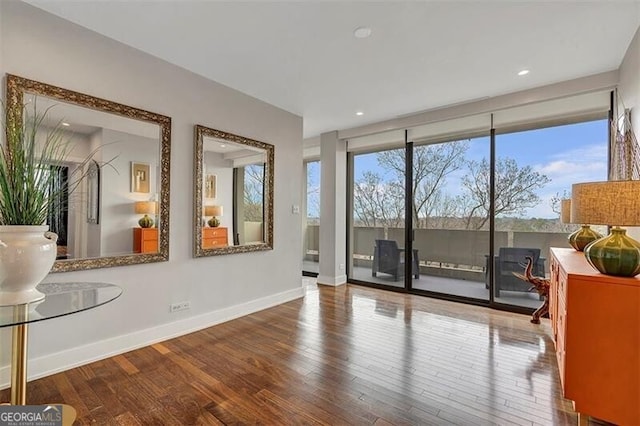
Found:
<box><xmin>305</xmin><ymin>280</ymin><xmax>580</xmax><ymax>425</ymax></box>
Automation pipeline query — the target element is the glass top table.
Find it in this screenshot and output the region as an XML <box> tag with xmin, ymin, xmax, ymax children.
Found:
<box><xmin>0</xmin><ymin>282</ymin><xmax>122</xmax><ymax>327</ymax></box>
<box><xmin>1</xmin><ymin>282</ymin><xmax>122</xmax><ymax>406</ymax></box>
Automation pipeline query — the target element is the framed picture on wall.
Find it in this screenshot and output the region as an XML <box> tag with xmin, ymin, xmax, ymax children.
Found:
<box><xmin>205</xmin><ymin>174</ymin><xmax>217</xmax><ymax>198</ymax></box>
<box><xmin>131</xmin><ymin>162</ymin><xmax>150</xmax><ymax>193</ymax></box>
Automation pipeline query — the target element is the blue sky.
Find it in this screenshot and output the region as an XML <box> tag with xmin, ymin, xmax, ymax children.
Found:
<box><xmin>309</xmin><ymin>119</ymin><xmax>608</xmax><ymax>219</ymax></box>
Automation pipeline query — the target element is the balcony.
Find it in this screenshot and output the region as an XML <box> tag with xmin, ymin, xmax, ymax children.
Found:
<box><xmin>303</xmin><ymin>225</ymin><xmax>571</xmax><ymax>308</ymax></box>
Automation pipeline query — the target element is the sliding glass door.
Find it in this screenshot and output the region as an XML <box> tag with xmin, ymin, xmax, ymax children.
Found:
<box><xmin>349</xmin><ymin>148</ymin><xmax>407</xmax><ymax>289</ymax></box>
<box><xmin>409</xmin><ymin>136</ymin><xmax>490</xmax><ymax>302</ymax></box>
<box><xmin>492</xmin><ymin>119</ymin><xmax>609</xmax><ymax>308</ymax></box>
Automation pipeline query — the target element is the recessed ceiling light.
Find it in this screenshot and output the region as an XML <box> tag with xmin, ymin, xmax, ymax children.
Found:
<box><xmin>353</xmin><ymin>27</ymin><xmax>372</xmax><ymax>39</ymax></box>
<box><xmin>518</xmin><ymin>69</ymin><xmax>530</xmax><ymax>76</ymax></box>
<box><xmin>220</xmin><ymin>144</ymin><xmax>226</xmax><ymax>148</ymax></box>
<box><xmin>356</xmin><ymin>111</ymin><xmax>364</xmax><ymax>116</ymax></box>
<box><xmin>61</xmin><ymin>122</ymin><xmax>70</xmax><ymax>127</ymax></box>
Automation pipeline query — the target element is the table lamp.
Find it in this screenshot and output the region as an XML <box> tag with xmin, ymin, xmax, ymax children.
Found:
<box><xmin>571</xmin><ymin>180</ymin><xmax>640</xmax><ymax>277</ymax></box>
<box><xmin>204</xmin><ymin>205</ymin><xmax>223</xmax><ymax>227</ymax></box>
<box><xmin>560</xmin><ymin>198</ymin><xmax>602</xmax><ymax>251</ymax></box>
<box><xmin>134</xmin><ymin>201</ymin><xmax>157</xmax><ymax>228</ymax></box>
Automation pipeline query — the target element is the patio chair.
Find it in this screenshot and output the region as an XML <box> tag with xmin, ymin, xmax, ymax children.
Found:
<box><xmin>372</xmin><ymin>239</ymin><xmax>420</xmax><ymax>281</ymax></box>
<box><xmin>489</xmin><ymin>247</ymin><xmax>546</xmax><ymax>297</ymax></box>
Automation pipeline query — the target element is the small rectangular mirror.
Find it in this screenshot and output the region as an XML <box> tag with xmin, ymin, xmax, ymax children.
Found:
<box><xmin>194</xmin><ymin>125</ymin><xmax>274</xmax><ymax>257</ymax></box>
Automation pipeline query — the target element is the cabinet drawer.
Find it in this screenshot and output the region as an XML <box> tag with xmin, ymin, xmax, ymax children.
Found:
<box><xmin>557</xmin><ymin>271</ymin><xmax>568</xmax><ymax>304</ymax></box>
<box><xmin>202</xmin><ymin>237</ymin><xmax>227</xmax><ymax>249</ymax></box>
<box><xmin>556</xmin><ymin>297</ymin><xmax>566</xmax><ymax>331</ymax></box>
<box><xmin>140</xmin><ymin>229</ymin><xmax>157</xmax><ymax>241</ymax></box>
<box><xmin>203</xmin><ymin>227</ymin><xmax>227</xmax><ymax>238</ymax></box>
<box><xmin>556</xmin><ymin>335</ymin><xmax>566</xmax><ymax>389</ymax></box>
<box><xmin>556</xmin><ymin>308</ymin><xmax>566</xmax><ymax>346</ymax></box>
<box><xmin>210</xmin><ymin>238</ymin><xmax>227</xmax><ymax>248</ymax></box>
<box><xmin>142</xmin><ymin>240</ymin><xmax>158</xmax><ymax>253</ymax></box>
<box><xmin>550</xmin><ymin>256</ymin><xmax>559</xmax><ymax>280</ymax></box>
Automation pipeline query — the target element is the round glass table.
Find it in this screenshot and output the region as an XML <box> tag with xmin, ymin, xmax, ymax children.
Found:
<box><xmin>0</xmin><ymin>282</ymin><xmax>122</xmax><ymax>405</ymax></box>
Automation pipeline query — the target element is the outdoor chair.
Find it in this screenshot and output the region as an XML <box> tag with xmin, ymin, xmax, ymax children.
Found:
<box><xmin>487</xmin><ymin>247</ymin><xmax>546</xmax><ymax>297</ymax></box>
<box><xmin>372</xmin><ymin>239</ymin><xmax>420</xmax><ymax>281</ymax></box>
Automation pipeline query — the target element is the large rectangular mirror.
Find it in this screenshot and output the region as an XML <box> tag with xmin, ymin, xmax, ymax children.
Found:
<box><xmin>193</xmin><ymin>125</ymin><xmax>273</xmax><ymax>257</ymax></box>
<box><xmin>6</xmin><ymin>74</ymin><xmax>171</xmax><ymax>272</ymax></box>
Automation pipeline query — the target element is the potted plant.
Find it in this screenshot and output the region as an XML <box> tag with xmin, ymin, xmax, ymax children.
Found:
<box><xmin>0</xmin><ymin>101</ymin><xmax>92</xmax><ymax>305</ymax></box>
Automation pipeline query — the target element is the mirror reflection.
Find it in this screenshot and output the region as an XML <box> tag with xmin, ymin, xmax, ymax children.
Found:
<box><xmin>194</xmin><ymin>125</ymin><xmax>273</xmax><ymax>257</ymax></box>
<box><xmin>6</xmin><ymin>74</ymin><xmax>171</xmax><ymax>272</ymax></box>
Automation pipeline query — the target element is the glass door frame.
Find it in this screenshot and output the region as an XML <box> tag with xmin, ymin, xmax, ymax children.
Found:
<box><xmin>404</xmin><ymin>131</ymin><xmax>496</xmax><ymax>308</ymax></box>
<box><xmin>347</xmin><ymin>111</ymin><xmax>610</xmax><ymax>316</ymax></box>
<box><xmin>302</xmin><ymin>159</ymin><xmax>320</xmax><ymax>277</ymax></box>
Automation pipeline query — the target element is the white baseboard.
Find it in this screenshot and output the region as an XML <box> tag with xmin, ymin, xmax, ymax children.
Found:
<box><xmin>0</xmin><ymin>286</ymin><xmax>304</xmax><ymax>389</ymax></box>
<box><xmin>316</xmin><ymin>274</ymin><xmax>347</xmax><ymax>286</ymax></box>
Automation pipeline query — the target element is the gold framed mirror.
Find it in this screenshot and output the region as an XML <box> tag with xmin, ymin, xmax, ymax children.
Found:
<box><xmin>193</xmin><ymin>125</ymin><xmax>273</xmax><ymax>257</ymax></box>
<box><xmin>5</xmin><ymin>74</ymin><xmax>171</xmax><ymax>272</ymax></box>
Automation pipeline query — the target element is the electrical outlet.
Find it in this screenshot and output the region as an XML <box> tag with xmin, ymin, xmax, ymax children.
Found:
<box><xmin>170</xmin><ymin>301</ymin><xmax>190</xmax><ymax>312</ymax></box>
<box><xmin>292</xmin><ymin>205</ymin><xmax>300</xmax><ymax>214</ymax></box>
<box><xmin>339</xmin><ymin>263</ymin><xmax>345</xmax><ymax>271</ymax></box>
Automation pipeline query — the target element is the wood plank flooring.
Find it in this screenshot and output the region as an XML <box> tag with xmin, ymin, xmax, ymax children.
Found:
<box><xmin>1</xmin><ymin>283</ymin><xmax>588</xmax><ymax>425</ymax></box>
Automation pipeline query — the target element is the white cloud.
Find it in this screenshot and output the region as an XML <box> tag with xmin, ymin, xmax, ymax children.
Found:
<box><xmin>550</xmin><ymin>143</ymin><xmax>608</xmax><ymax>163</ymax></box>
<box><xmin>523</xmin><ymin>143</ymin><xmax>609</xmax><ymax>218</ymax></box>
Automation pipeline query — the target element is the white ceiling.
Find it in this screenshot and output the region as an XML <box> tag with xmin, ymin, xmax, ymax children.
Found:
<box><xmin>29</xmin><ymin>94</ymin><xmax>159</xmax><ymax>138</ymax></box>
<box><xmin>27</xmin><ymin>1</ymin><xmax>640</xmax><ymax>139</ymax></box>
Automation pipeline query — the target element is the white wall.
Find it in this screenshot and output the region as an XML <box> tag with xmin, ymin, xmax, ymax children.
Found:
<box><xmin>101</xmin><ymin>128</ymin><xmax>159</xmax><ymax>256</ymax></box>
<box><xmin>0</xmin><ymin>1</ymin><xmax>303</xmax><ymax>384</ymax></box>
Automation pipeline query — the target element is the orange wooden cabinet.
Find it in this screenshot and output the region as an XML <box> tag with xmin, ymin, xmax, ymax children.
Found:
<box><xmin>133</xmin><ymin>227</ymin><xmax>158</xmax><ymax>254</ymax></box>
<box><xmin>549</xmin><ymin>248</ymin><xmax>640</xmax><ymax>425</ymax></box>
<box><xmin>202</xmin><ymin>227</ymin><xmax>228</xmax><ymax>249</ymax></box>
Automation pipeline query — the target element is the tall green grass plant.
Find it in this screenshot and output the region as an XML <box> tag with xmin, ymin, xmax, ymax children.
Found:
<box><xmin>1</xmin><ymin>101</ymin><xmax>97</xmax><ymax>225</ymax></box>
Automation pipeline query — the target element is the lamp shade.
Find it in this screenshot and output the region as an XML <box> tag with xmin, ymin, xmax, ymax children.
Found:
<box><xmin>560</xmin><ymin>199</ymin><xmax>572</xmax><ymax>224</ymax></box>
<box><xmin>204</xmin><ymin>205</ymin><xmax>223</xmax><ymax>217</ymax></box>
<box><xmin>134</xmin><ymin>201</ymin><xmax>157</xmax><ymax>215</ymax></box>
<box><xmin>571</xmin><ymin>180</ymin><xmax>640</xmax><ymax>226</ymax></box>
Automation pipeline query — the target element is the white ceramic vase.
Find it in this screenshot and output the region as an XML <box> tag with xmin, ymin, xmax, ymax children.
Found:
<box><xmin>0</xmin><ymin>225</ymin><xmax>58</xmax><ymax>306</ymax></box>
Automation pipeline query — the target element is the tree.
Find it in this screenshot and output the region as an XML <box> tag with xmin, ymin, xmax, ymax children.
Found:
<box><xmin>373</xmin><ymin>141</ymin><xmax>469</xmax><ymax>227</ymax></box>
<box><xmin>243</xmin><ymin>164</ymin><xmax>264</xmax><ymax>222</ymax></box>
<box><xmin>550</xmin><ymin>190</ymin><xmax>574</xmax><ymax>232</ymax></box>
<box><xmin>460</xmin><ymin>157</ymin><xmax>550</xmax><ymax>230</ymax></box>
<box><xmin>549</xmin><ymin>190</ymin><xmax>571</xmax><ymax>216</ymax></box>
<box><xmin>352</xmin><ymin>171</ymin><xmax>404</xmax><ymax>227</ymax></box>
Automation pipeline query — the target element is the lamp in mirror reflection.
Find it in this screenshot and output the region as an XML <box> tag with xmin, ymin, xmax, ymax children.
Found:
<box><xmin>571</xmin><ymin>180</ymin><xmax>640</xmax><ymax>277</ymax></box>
<box><xmin>560</xmin><ymin>198</ymin><xmax>602</xmax><ymax>252</ymax></box>
<box><xmin>134</xmin><ymin>201</ymin><xmax>157</xmax><ymax>228</ymax></box>
<box><xmin>204</xmin><ymin>205</ymin><xmax>223</xmax><ymax>228</ymax></box>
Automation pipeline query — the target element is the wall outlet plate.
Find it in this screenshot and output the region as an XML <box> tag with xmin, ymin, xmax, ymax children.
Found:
<box><xmin>170</xmin><ymin>301</ymin><xmax>190</xmax><ymax>312</ymax></box>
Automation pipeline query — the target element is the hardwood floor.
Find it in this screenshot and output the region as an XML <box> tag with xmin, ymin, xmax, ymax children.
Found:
<box><xmin>1</xmin><ymin>283</ymin><xmax>584</xmax><ymax>425</ymax></box>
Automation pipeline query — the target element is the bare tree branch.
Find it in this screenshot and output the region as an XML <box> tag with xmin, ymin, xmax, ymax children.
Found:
<box><xmin>460</xmin><ymin>157</ymin><xmax>550</xmax><ymax>230</ymax></box>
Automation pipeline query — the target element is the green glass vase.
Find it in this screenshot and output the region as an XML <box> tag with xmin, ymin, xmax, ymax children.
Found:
<box><xmin>208</xmin><ymin>216</ymin><xmax>220</xmax><ymax>227</ymax></box>
<box><xmin>138</xmin><ymin>214</ymin><xmax>154</xmax><ymax>228</ymax></box>
<box><xmin>568</xmin><ymin>225</ymin><xmax>602</xmax><ymax>251</ymax></box>
<box><xmin>584</xmin><ymin>227</ymin><xmax>640</xmax><ymax>277</ymax></box>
